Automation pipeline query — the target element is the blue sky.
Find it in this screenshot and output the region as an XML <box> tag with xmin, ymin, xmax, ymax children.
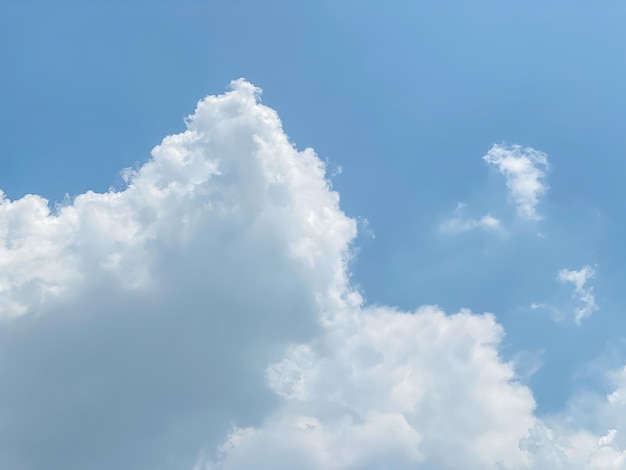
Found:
<box><xmin>2</xmin><ymin>1</ymin><xmax>626</xmax><ymax>469</ymax></box>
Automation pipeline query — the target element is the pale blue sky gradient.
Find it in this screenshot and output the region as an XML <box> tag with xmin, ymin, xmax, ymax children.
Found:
<box><xmin>2</xmin><ymin>0</ymin><xmax>626</xmax><ymax>418</ymax></box>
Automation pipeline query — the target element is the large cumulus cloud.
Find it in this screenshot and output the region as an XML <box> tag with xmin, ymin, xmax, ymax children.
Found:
<box><xmin>1</xmin><ymin>80</ymin><xmax>625</xmax><ymax>469</ymax></box>
<box><xmin>0</xmin><ymin>79</ymin><xmax>354</xmax><ymax>469</ymax></box>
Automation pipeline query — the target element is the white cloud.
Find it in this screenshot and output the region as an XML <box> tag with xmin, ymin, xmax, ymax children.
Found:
<box><xmin>0</xmin><ymin>79</ymin><xmax>357</xmax><ymax>469</ymax></box>
<box><xmin>0</xmin><ymin>80</ymin><xmax>622</xmax><ymax>470</ymax></box>
<box><xmin>202</xmin><ymin>306</ymin><xmax>537</xmax><ymax>470</ymax></box>
<box><xmin>202</xmin><ymin>302</ymin><xmax>626</xmax><ymax>470</ymax></box>
<box><xmin>483</xmin><ymin>143</ymin><xmax>549</xmax><ymax>221</ymax></box>
<box><xmin>558</xmin><ymin>266</ymin><xmax>598</xmax><ymax>324</ymax></box>
<box><xmin>439</xmin><ymin>203</ymin><xmax>503</xmax><ymax>234</ymax></box>
<box><xmin>521</xmin><ymin>366</ymin><xmax>626</xmax><ymax>469</ymax></box>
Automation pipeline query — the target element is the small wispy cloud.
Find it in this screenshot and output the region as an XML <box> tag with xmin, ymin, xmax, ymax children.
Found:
<box><xmin>530</xmin><ymin>302</ymin><xmax>563</xmax><ymax>322</ymax></box>
<box><xmin>558</xmin><ymin>265</ymin><xmax>598</xmax><ymax>325</ymax></box>
<box><xmin>530</xmin><ymin>265</ymin><xmax>598</xmax><ymax>325</ymax></box>
<box><xmin>483</xmin><ymin>144</ymin><xmax>549</xmax><ymax>221</ymax></box>
<box><xmin>439</xmin><ymin>203</ymin><xmax>503</xmax><ymax>234</ymax></box>
<box><xmin>511</xmin><ymin>348</ymin><xmax>545</xmax><ymax>383</ymax></box>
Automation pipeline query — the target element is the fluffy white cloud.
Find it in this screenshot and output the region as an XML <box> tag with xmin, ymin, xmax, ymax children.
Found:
<box><xmin>558</xmin><ymin>266</ymin><xmax>598</xmax><ymax>324</ymax></box>
<box><xmin>483</xmin><ymin>144</ymin><xmax>549</xmax><ymax>221</ymax></box>
<box><xmin>0</xmin><ymin>80</ymin><xmax>623</xmax><ymax>470</ymax></box>
<box><xmin>0</xmin><ymin>79</ymin><xmax>356</xmax><ymax>469</ymax></box>
<box><xmin>202</xmin><ymin>306</ymin><xmax>537</xmax><ymax>470</ymax></box>
<box><xmin>202</xmin><ymin>357</ymin><xmax>626</xmax><ymax>470</ymax></box>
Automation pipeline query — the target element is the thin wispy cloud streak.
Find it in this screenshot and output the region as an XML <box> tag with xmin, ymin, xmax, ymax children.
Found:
<box><xmin>558</xmin><ymin>266</ymin><xmax>598</xmax><ymax>325</ymax></box>
<box><xmin>439</xmin><ymin>203</ymin><xmax>503</xmax><ymax>234</ymax></box>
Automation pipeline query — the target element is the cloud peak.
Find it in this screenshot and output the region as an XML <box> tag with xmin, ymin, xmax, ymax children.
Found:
<box><xmin>0</xmin><ymin>80</ymin><xmax>621</xmax><ymax>470</ymax></box>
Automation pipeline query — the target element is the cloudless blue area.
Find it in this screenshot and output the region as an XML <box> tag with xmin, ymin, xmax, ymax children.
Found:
<box><xmin>2</xmin><ymin>0</ymin><xmax>626</xmax><ymax>413</ymax></box>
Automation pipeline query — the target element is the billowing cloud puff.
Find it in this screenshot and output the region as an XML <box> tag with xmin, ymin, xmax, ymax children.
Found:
<box><xmin>483</xmin><ymin>144</ymin><xmax>549</xmax><ymax>221</ymax></box>
<box><xmin>0</xmin><ymin>79</ymin><xmax>356</xmax><ymax>469</ymax></box>
<box><xmin>205</xmin><ymin>306</ymin><xmax>537</xmax><ymax>470</ymax></box>
<box><xmin>204</xmin><ymin>358</ymin><xmax>626</xmax><ymax>470</ymax></box>
<box><xmin>0</xmin><ymin>80</ymin><xmax>624</xmax><ymax>470</ymax></box>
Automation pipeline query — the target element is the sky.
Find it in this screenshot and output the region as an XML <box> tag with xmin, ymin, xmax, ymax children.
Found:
<box><xmin>1</xmin><ymin>1</ymin><xmax>626</xmax><ymax>469</ymax></box>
